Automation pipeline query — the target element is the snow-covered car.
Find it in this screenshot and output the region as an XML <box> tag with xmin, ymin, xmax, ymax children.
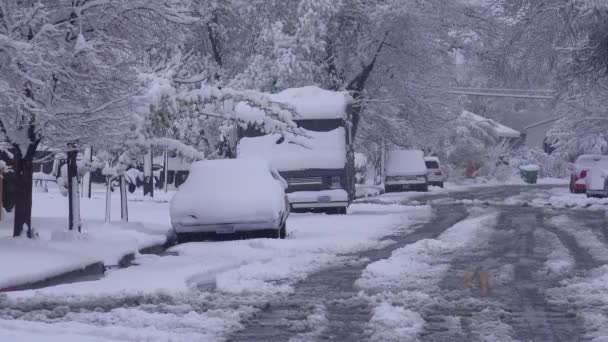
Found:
<box><xmin>424</xmin><ymin>156</ymin><xmax>445</xmax><ymax>188</ymax></box>
<box><xmin>569</xmin><ymin>154</ymin><xmax>604</xmax><ymax>193</ymax></box>
<box><xmin>384</xmin><ymin>150</ymin><xmax>428</xmax><ymax>192</ymax></box>
<box><xmin>585</xmin><ymin>159</ymin><xmax>608</xmax><ymax>198</ymax></box>
<box><xmin>170</xmin><ymin>159</ymin><xmax>290</xmax><ymax>243</ymax></box>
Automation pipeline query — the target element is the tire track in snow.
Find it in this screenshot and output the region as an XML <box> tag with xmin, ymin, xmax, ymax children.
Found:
<box><xmin>425</xmin><ymin>207</ymin><xmax>584</xmax><ymax>342</ymax></box>
<box><xmin>228</xmin><ymin>206</ymin><xmax>468</xmax><ymax>342</ymax></box>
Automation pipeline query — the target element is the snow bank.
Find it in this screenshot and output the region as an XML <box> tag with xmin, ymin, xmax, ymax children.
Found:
<box><xmin>385</xmin><ymin>150</ymin><xmax>427</xmax><ymax>177</ymax></box>
<box><xmin>0</xmin><ymin>184</ymin><xmax>171</xmax><ymax>290</ymax></box>
<box><xmin>237</xmin><ymin>128</ymin><xmax>346</xmax><ymax>171</ymax></box>
<box><xmin>268</xmin><ymin>86</ymin><xmax>352</xmax><ymax>120</ymax></box>
<box><xmin>0</xmin><ymin>221</ymin><xmax>166</xmax><ymax>290</ymax></box>
<box><xmin>170</xmin><ymin>159</ymin><xmax>284</xmax><ymax>225</ymax></box>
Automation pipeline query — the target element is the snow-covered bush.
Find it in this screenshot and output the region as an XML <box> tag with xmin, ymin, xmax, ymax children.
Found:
<box><xmin>0</xmin><ymin>161</ymin><xmax>8</xmax><ymax>174</ymax></box>
<box><xmin>354</xmin><ymin>153</ymin><xmax>368</xmax><ymax>184</ymax></box>
<box><xmin>509</xmin><ymin>148</ymin><xmax>569</xmax><ymax>178</ymax></box>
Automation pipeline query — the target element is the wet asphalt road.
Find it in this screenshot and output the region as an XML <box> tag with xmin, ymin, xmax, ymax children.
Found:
<box><xmin>230</xmin><ymin>184</ymin><xmax>608</xmax><ymax>341</ymax></box>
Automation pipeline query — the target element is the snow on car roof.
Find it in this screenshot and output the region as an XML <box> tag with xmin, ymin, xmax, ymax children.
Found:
<box><xmin>424</xmin><ymin>156</ymin><xmax>440</xmax><ymax>162</ymax></box>
<box><xmin>268</xmin><ymin>86</ymin><xmax>353</xmax><ymax>120</ymax></box>
<box><xmin>188</xmin><ymin>158</ymin><xmax>271</xmax><ymax>180</ymax></box>
<box><xmin>386</xmin><ymin>149</ymin><xmax>427</xmax><ymax>176</ymax></box>
<box><xmin>237</xmin><ymin>128</ymin><xmax>347</xmax><ymax>171</ymax></box>
<box><xmin>576</xmin><ymin>154</ymin><xmax>604</xmax><ymax>162</ymax></box>
<box><xmin>461</xmin><ymin>110</ymin><xmax>521</xmax><ymax>138</ymax></box>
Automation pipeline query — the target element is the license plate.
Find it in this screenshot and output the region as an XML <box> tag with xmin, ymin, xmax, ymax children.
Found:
<box><xmin>216</xmin><ymin>226</ymin><xmax>235</xmax><ymax>234</ymax></box>
<box><xmin>317</xmin><ymin>195</ymin><xmax>331</xmax><ymax>203</ymax></box>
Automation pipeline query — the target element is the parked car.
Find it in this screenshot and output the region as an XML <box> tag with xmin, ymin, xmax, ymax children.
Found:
<box><xmin>569</xmin><ymin>154</ymin><xmax>604</xmax><ymax>193</ymax></box>
<box><xmin>586</xmin><ymin>159</ymin><xmax>608</xmax><ymax>198</ymax></box>
<box><xmin>170</xmin><ymin>158</ymin><xmax>290</xmax><ymax>243</ymax></box>
<box><xmin>384</xmin><ymin>149</ymin><xmax>428</xmax><ymax>192</ymax></box>
<box><xmin>424</xmin><ymin>156</ymin><xmax>445</xmax><ymax>188</ymax></box>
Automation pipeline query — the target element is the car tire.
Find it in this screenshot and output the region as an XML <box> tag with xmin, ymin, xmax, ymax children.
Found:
<box><xmin>420</xmin><ymin>184</ymin><xmax>429</xmax><ymax>192</ymax></box>
<box><xmin>327</xmin><ymin>207</ymin><xmax>347</xmax><ymax>215</ymax></box>
<box><xmin>279</xmin><ymin>223</ymin><xmax>287</xmax><ymax>239</ymax></box>
<box><xmin>176</xmin><ymin>233</ymin><xmax>190</xmax><ymax>244</ymax></box>
<box><xmin>438</xmin><ymin>182</ymin><xmax>444</xmax><ymax>188</ymax></box>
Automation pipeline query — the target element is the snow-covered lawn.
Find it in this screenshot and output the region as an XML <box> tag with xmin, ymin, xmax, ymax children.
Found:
<box><xmin>0</xmin><ymin>186</ymin><xmax>172</xmax><ymax>290</ymax></box>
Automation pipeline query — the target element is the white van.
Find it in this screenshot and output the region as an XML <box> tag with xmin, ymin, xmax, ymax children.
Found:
<box><xmin>384</xmin><ymin>150</ymin><xmax>428</xmax><ymax>192</ymax></box>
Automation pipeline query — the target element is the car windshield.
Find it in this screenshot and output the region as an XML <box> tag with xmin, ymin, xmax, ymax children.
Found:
<box><xmin>425</xmin><ymin>161</ymin><xmax>439</xmax><ymax>169</ymax></box>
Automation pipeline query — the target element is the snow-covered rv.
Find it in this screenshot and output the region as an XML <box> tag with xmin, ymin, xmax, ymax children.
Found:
<box><xmin>237</xmin><ymin>86</ymin><xmax>355</xmax><ymax>214</ymax></box>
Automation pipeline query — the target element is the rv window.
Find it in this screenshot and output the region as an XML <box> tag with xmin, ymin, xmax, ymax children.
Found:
<box><xmin>295</xmin><ymin>119</ymin><xmax>343</xmax><ymax>132</ymax></box>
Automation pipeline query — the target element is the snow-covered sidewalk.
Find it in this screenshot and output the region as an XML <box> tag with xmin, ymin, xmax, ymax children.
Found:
<box><xmin>0</xmin><ymin>186</ymin><xmax>171</xmax><ymax>291</ymax></box>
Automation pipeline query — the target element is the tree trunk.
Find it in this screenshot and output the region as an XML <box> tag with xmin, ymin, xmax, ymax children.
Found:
<box><xmin>83</xmin><ymin>146</ymin><xmax>93</xmax><ymax>199</ymax></box>
<box><xmin>0</xmin><ymin>174</ymin><xmax>3</xmax><ymax>221</ymax></box>
<box><xmin>120</xmin><ymin>176</ymin><xmax>128</xmax><ymax>222</ymax></box>
<box><xmin>105</xmin><ymin>176</ymin><xmax>112</xmax><ymax>223</ymax></box>
<box><xmin>67</xmin><ymin>149</ymin><xmax>81</xmax><ymax>232</ymax></box>
<box><xmin>143</xmin><ymin>150</ymin><xmax>153</xmax><ymax>197</ymax></box>
<box><xmin>13</xmin><ymin>155</ymin><xmax>35</xmax><ymax>238</ymax></box>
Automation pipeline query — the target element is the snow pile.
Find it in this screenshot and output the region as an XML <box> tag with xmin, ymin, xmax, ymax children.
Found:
<box><xmin>170</xmin><ymin>159</ymin><xmax>284</xmax><ymax>225</ymax></box>
<box><xmin>385</xmin><ymin>150</ymin><xmax>427</xmax><ymax>176</ymax></box>
<box><xmin>367</xmin><ymin>303</ymin><xmax>424</xmax><ymax>342</ymax></box>
<box><xmin>237</xmin><ymin>128</ymin><xmax>346</xmax><ymax>171</ymax></box>
<box><xmin>267</xmin><ymin>86</ymin><xmax>352</xmax><ymax>120</ymax></box>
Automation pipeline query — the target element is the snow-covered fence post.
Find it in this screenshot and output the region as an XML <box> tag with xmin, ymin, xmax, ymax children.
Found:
<box><xmin>67</xmin><ymin>147</ymin><xmax>81</xmax><ymax>232</ymax></box>
<box><xmin>120</xmin><ymin>175</ymin><xmax>129</xmax><ymax>222</ymax></box>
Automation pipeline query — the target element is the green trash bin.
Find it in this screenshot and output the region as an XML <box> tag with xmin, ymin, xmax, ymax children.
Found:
<box><xmin>519</xmin><ymin>164</ymin><xmax>539</xmax><ymax>184</ymax></box>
